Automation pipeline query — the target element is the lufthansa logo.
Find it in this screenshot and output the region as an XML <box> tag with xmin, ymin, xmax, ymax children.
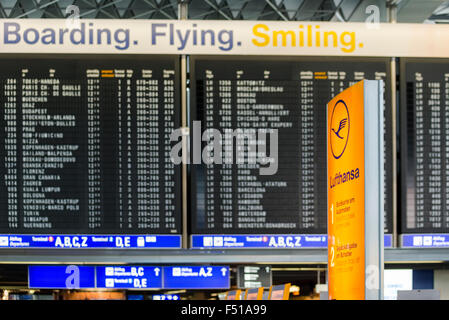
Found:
<box><xmin>330</xmin><ymin>100</ymin><xmax>350</xmax><ymax>159</ymax></box>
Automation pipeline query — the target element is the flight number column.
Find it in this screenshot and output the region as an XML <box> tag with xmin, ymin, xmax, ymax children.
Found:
<box><xmin>218</xmin><ymin>79</ymin><xmax>233</xmax><ymax>230</ymax></box>
<box><xmin>204</xmin><ymin>71</ymin><xmax>216</xmax><ymax>230</ymax></box>
<box><xmin>3</xmin><ymin>79</ymin><xmax>18</xmax><ymax>229</ymax></box>
<box><xmin>414</xmin><ymin>72</ymin><xmax>424</xmax><ymax>229</ymax></box>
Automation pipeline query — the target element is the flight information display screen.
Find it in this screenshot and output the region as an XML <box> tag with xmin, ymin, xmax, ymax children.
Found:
<box><xmin>190</xmin><ymin>56</ymin><xmax>393</xmax><ymax>239</ymax></box>
<box><xmin>401</xmin><ymin>59</ymin><xmax>449</xmax><ymax>235</ymax></box>
<box><xmin>0</xmin><ymin>55</ymin><xmax>181</xmax><ymax>241</ymax></box>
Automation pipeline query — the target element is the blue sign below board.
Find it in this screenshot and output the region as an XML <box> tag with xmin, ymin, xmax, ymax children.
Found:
<box><xmin>0</xmin><ymin>234</ymin><xmax>181</xmax><ymax>248</ymax></box>
<box><xmin>29</xmin><ymin>265</ymin><xmax>230</xmax><ymax>290</ymax></box>
<box><xmin>191</xmin><ymin>234</ymin><xmax>393</xmax><ymax>249</ymax></box>
<box><xmin>96</xmin><ymin>266</ymin><xmax>162</xmax><ymax>289</ymax></box>
<box><xmin>402</xmin><ymin>234</ymin><xmax>449</xmax><ymax>248</ymax></box>
<box><xmin>164</xmin><ymin>266</ymin><xmax>230</xmax><ymax>289</ymax></box>
<box><xmin>28</xmin><ymin>265</ymin><xmax>96</xmax><ymax>289</ymax></box>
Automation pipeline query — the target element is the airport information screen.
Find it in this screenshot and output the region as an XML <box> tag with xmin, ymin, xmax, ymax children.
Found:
<box><xmin>0</xmin><ymin>55</ymin><xmax>181</xmax><ymax>242</ymax></box>
<box><xmin>190</xmin><ymin>57</ymin><xmax>393</xmax><ymax>239</ymax></box>
<box><xmin>401</xmin><ymin>59</ymin><xmax>449</xmax><ymax>234</ymax></box>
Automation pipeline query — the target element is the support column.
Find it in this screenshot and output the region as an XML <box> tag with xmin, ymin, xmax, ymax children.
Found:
<box><xmin>388</xmin><ymin>1</ymin><xmax>398</xmax><ymax>248</ymax></box>
<box><xmin>178</xmin><ymin>0</ymin><xmax>189</xmax><ymax>249</ymax></box>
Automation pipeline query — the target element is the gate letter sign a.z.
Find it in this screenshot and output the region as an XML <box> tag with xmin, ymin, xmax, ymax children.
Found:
<box><xmin>327</xmin><ymin>80</ymin><xmax>384</xmax><ymax>300</ymax></box>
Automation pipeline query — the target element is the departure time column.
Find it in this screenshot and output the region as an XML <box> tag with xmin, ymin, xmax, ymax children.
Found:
<box><xmin>86</xmin><ymin>74</ymin><xmax>101</xmax><ymax>229</ymax></box>
<box><xmin>299</xmin><ymin>73</ymin><xmax>315</xmax><ymax>229</ymax></box>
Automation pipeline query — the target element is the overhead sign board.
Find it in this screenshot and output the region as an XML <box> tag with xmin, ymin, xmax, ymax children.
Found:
<box><xmin>191</xmin><ymin>234</ymin><xmax>392</xmax><ymax>249</ymax></box>
<box><xmin>191</xmin><ymin>235</ymin><xmax>327</xmax><ymax>249</ymax></box>
<box><xmin>96</xmin><ymin>266</ymin><xmax>162</xmax><ymax>289</ymax></box>
<box><xmin>163</xmin><ymin>266</ymin><xmax>230</xmax><ymax>289</ymax></box>
<box><xmin>0</xmin><ymin>235</ymin><xmax>181</xmax><ymax>249</ymax></box>
<box><xmin>401</xmin><ymin>234</ymin><xmax>449</xmax><ymax>248</ymax></box>
<box><xmin>327</xmin><ymin>80</ymin><xmax>384</xmax><ymax>300</ymax></box>
<box><xmin>0</xmin><ymin>19</ymin><xmax>447</xmax><ymax>57</ymax></box>
<box><xmin>29</xmin><ymin>265</ymin><xmax>230</xmax><ymax>290</ymax></box>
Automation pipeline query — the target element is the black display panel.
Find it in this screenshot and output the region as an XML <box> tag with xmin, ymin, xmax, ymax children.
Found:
<box><xmin>0</xmin><ymin>55</ymin><xmax>180</xmax><ymax>234</ymax></box>
<box><xmin>190</xmin><ymin>56</ymin><xmax>393</xmax><ymax>235</ymax></box>
<box><xmin>400</xmin><ymin>59</ymin><xmax>449</xmax><ymax>233</ymax></box>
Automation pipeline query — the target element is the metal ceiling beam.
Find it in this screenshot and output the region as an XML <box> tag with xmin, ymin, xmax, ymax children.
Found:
<box><xmin>0</xmin><ymin>248</ymin><xmax>448</xmax><ymax>264</ymax></box>
<box><xmin>397</xmin><ymin>0</ymin><xmax>446</xmax><ymax>23</ymax></box>
<box><xmin>202</xmin><ymin>0</ymin><xmax>232</xmax><ymax>20</ymax></box>
<box><xmin>345</xmin><ymin>0</ymin><xmax>363</xmax><ymax>21</ymax></box>
<box><xmin>131</xmin><ymin>9</ymin><xmax>158</xmax><ymax>19</ymax></box>
<box><xmin>330</xmin><ymin>0</ymin><xmax>347</xmax><ymax>22</ymax></box>
<box><xmin>295</xmin><ymin>0</ymin><xmax>327</xmax><ymax>21</ymax></box>
<box><xmin>142</xmin><ymin>0</ymin><xmax>176</xmax><ymax>19</ymax></box>
<box><xmin>330</xmin><ymin>0</ymin><xmax>387</xmax><ymax>22</ymax></box>
<box><xmin>96</xmin><ymin>0</ymin><xmax>124</xmax><ymax>19</ymax></box>
<box><xmin>0</xmin><ymin>0</ymin><xmax>394</xmax><ymax>21</ymax></box>
<box><xmin>265</xmin><ymin>0</ymin><xmax>289</xmax><ymax>21</ymax></box>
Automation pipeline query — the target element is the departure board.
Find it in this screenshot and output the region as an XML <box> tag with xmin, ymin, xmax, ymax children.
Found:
<box><xmin>190</xmin><ymin>56</ymin><xmax>392</xmax><ymax>236</ymax></box>
<box><xmin>401</xmin><ymin>59</ymin><xmax>449</xmax><ymax>233</ymax></box>
<box><xmin>0</xmin><ymin>55</ymin><xmax>180</xmax><ymax>236</ymax></box>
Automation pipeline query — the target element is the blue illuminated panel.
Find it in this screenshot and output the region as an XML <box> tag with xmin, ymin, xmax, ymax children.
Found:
<box><xmin>163</xmin><ymin>266</ymin><xmax>230</xmax><ymax>289</ymax></box>
<box><xmin>0</xmin><ymin>234</ymin><xmax>181</xmax><ymax>248</ymax></box>
<box><xmin>402</xmin><ymin>234</ymin><xmax>449</xmax><ymax>248</ymax></box>
<box><xmin>192</xmin><ymin>234</ymin><xmax>393</xmax><ymax>249</ymax></box>
<box><xmin>191</xmin><ymin>235</ymin><xmax>326</xmax><ymax>248</ymax></box>
<box><xmin>152</xmin><ymin>294</ymin><xmax>180</xmax><ymax>300</ymax></box>
<box><xmin>96</xmin><ymin>266</ymin><xmax>163</xmax><ymax>289</ymax></box>
<box><xmin>384</xmin><ymin>234</ymin><xmax>392</xmax><ymax>248</ymax></box>
<box><xmin>28</xmin><ymin>265</ymin><xmax>95</xmax><ymax>289</ymax></box>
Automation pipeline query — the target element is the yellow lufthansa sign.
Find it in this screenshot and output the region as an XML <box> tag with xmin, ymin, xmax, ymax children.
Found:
<box><xmin>327</xmin><ymin>80</ymin><xmax>366</xmax><ymax>300</ymax></box>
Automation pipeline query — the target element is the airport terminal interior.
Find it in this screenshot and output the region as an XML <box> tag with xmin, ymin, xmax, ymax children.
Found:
<box><xmin>1</xmin><ymin>0</ymin><xmax>449</xmax><ymax>300</ymax></box>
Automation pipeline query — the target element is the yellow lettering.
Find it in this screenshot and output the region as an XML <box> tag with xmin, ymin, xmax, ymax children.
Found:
<box><xmin>251</xmin><ymin>24</ymin><xmax>358</xmax><ymax>53</ymax></box>
<box><xmin>307</xmin><ymin>25</ymin><xmax>312</xmax><ymax>47</ymax></box>
<box><xmin>324</xmin><ymin>31</ymin><xmax>337</xmax><ymax>47</ymax></box>
<box><xmin>340</xmin><ymin>31</ymin><xmax>355</xmax><ymax>53</ymax></box>
<box><xmin>252</xmin><ymin>24</ymin><xmax>270</xmax><ymax>47</ymax></box>
<box><xmin>273</xmin><ymin>30</ymin><xmax>296</xmax><ymax>47</ymax></box>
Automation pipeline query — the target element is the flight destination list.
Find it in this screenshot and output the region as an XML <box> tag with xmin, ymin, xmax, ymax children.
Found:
<box><xmin>0</xmin><ymin>56</ymin><xmax>180</xmax><ymax>235</ymax></box>
<box><xmin>191</xmin><ymin>57</ymin><xmax>392</xmax><ymax>235</ymax></box>
<box><xmin>401</xmin><ymin>59</ymin><xmax>449</xmax><ymax>233</ymax></box>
